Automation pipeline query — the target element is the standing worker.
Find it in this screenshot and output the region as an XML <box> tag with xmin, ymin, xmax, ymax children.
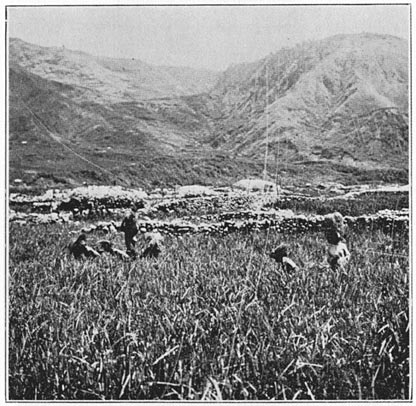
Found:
<box><xmin>324</xmin><ymin>212</ymin><xmax>351</xmax><ymax>270</ymax></box>
<box><xmin>113</xmin><ymin>210</ymin><xmax>139</xmax><ymax>258</ymax></box>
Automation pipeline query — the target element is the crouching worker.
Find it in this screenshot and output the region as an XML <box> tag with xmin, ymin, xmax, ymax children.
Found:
<box><xmin>324</xmin><ymin>212</ymin><xmax>351</xmax><ymax>270</ymax></box>
<box><xmin>97</xmin><ymin>240</ymin><xmax>131</xmax><ymax>260</ymax></box>
<box><xmin>269</xmin><ymin>244</ymin><xmax>298</xmax><ymax>272</ymax></box>
<box><xmin>141</xmin><ymin>232</ymin><xmax>164</xmax><ymax>259</ymax></box>
<box><xmin>112</xmin><ymin>211</ymin><xmax>138</xmax><ymax>258</ymax></box>
<box><xmin>68</xmin><ymin>233</ymin><xmax>100</xmax><ymax>259</ymax></box>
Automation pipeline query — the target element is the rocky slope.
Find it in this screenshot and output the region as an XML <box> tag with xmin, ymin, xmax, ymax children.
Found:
<box><xmin>206</xmin><ymin>34</ymin><xmax>408</xmax><ymax>166</ymax></box>
<box><xmin>8</xmin><ymin>34</ymin><xmax>409</xmax><ymax>190</ymax></box>
<box><xmin>9</xmin><ymin>38</ymin><xmax>218</xmax><ymax>101</ymax></box>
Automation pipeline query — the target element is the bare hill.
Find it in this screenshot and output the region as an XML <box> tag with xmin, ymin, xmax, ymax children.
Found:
<box><xmin>8</xmin><ymin>34</ymin><xmax>408</xmax><ymax>190</ymax></box>
<box><xmin>9</xmin><ymin>38</ymin><xmax>219</xmax><ymax>101</ymax></box>
<box><xmin>207</xmin><ymin>34</ymin><xmax>408</xmax><ymax>168</ymax></box>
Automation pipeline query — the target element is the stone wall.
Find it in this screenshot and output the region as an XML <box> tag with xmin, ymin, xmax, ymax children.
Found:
<box><xmin>10</xmin><ymin>209</ymin><xmax>408</xmax><ymax>238</ymax></box>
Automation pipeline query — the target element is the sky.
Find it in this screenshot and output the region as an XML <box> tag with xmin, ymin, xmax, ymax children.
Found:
<box><xmin>7</xmin><ymin>4</ymin><xmax>410</xmax><ymax>71</ymax></box>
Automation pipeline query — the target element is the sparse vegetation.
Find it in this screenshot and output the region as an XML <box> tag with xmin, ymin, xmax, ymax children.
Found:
<box><xmin>9</xmin><ymin>34</ymin><xmax>408</xmax><ymax>190</ymax></box>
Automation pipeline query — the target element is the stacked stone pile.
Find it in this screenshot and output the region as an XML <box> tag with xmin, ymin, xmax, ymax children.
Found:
<box><xmin>9</xmin><ymin>210</ymin><xmax>73</xmax><ymax>225</ymax></box>
<box><xmin>9</xmin><ymin>185</ymin><xmax>410</xmax><ymax>237</ymax></box>
<box><xmin>10</xmin><ymin>206</ymin><xmax>409</xmax><ymax>235</ymax></box>
<box><xmin>219</xmin><ymin>209</ymin><xmax>295</xmax><ymax>221</ymax></box>
<box><xmin>272</xmin><ymin>187</ymin><xmax>409</xmax><ymax>204</ymax></box>
<box><xmin>136</xmin><ymin>210</ymin><xmax>407</xmax><ymax>236</ymax></box>
<box><xmin>152</xmin><ymin>192</ymin><xmax>279</xmax><ymax>217</ymax></box>
<box><xmin>10</xmin><ymin>186</ymin><xmax>147</xmax><ymax>216</ymax></box>
<box><xmin>10</xmin><ymin>188</ymin><xmax>261</xmax><ymax>218</ymax></box>
<box><xmin>332</xmin><ymin>185</ymin><xmax>409</xmax><ymax>200</ymax></box>
<box><xmin>344</xmin><ymin>208</ymin><xmax>409</xmax><ymax>233</ymax></box>
<box><xmin>11</xmin><ymin>210</ymin><xmax>406</xmax><ymax>242</ymax></box>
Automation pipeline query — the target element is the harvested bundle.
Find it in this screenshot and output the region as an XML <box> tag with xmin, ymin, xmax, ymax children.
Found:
<box><xmin>141</xmin><ymin>232</ymin><xmax>164</xmax><ymax>259</ymax></box>
<box><xmin>269</xmin><ymin>244</ymin><xmax>298</xmax><ymax>272</ymax></box>
<box><xmin>97</xmin><ymin>240</ymin><xmax>130</xmax><ymax>260</ymax></box>
<box><xmin>328</xmin><ymin>241</ymin><xmax>351</xmax><ymax>271</ymax></box>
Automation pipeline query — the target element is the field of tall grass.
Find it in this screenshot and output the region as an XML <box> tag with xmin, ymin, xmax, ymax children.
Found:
<box><xmin>8</xmin><ymin>221</ymin><xmax>409</xmax><ymax>400</ymax></box>
<box><xmin>275</xmin><ymin>191</ymin><xmax>409</xmax><ymax>217</ymax></box>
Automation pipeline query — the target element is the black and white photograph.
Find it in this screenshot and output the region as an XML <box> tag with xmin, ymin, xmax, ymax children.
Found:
<box><xmin>5</xmin><ymin>2</ymin><xmax>411</xmax><ymax>400</ymax></box>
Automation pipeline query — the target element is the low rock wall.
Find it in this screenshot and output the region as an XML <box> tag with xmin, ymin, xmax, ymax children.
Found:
<box><xmin>10</xmin><ymin>209</ymin><xmax>409</xmax><ymax>237</ymax></box>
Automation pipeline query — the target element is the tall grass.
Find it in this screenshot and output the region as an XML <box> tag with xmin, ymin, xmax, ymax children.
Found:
<box><xmin>274</xmin><ymin>192</ymin><xmax>409</xmax><ymax>216</ymax></box>
<box><xmin>9</xmin><ymin>223</ymin><xmax>409</xmax><ymax>400</ymax></box>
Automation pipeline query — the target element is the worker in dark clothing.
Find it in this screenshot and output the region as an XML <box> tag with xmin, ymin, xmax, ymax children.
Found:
<box><xmin>141</xmin><ymin>232</ymin><xmax>164</xmax><ymax>259</ymax></box>
<box><xmin>113</xmin><ymin>211</ymin><xmax>138</xmax><ymax>258</ymax></box>
<box><xmin>269</xmin><ymin>244</ymin><xmax>298</xmax><ymax>272</ymax></box>
<box><xmin>68</xmin><ymin>233</ymin><xmax>100</xmax><ymax>259</ymax></box>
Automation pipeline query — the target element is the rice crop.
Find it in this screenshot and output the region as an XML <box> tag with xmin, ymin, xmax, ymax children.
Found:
<box><xmin>8</xmin><ymin>223</ymin><xmax>409</xmax><ymax>400</ymax></box>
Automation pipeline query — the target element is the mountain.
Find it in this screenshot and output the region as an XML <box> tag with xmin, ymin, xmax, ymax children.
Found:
<box><xmin>206</xmin><ymin>34</ymin><xmax>408</xmax><ymax>162</ymax></box>
<box><xmin>8</xmin><ymin>34</ymin><xmax>408</xmax><ymax>190</ymax></box>
<box><xmin>9</xmin><ymin>38</ymin><xmax>218</xmax><ymax>101</ymax></box>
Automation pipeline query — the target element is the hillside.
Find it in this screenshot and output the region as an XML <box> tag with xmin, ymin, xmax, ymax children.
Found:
<box><xmin>9</xmin><ymin>38</ymin><xmax>218</xmax><ymax>101</ymax></box>
<box><xmin>206</xmin><ymin>34</ymin><xmax>408</xmax><ymax>167</ymax></box>
<box><xmin>8</xmin><ymin>34</ymin><xmax>409</xmax><ymax>190</ymax></box>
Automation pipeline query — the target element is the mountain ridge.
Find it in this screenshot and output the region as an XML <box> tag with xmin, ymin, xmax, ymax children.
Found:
<box><xmin>8</xmin><ymin>33</ymin><xmax>409</xmax><ymax>190</ymax></box>
<box><xmin>204</xmin><ymin>33</ymin><xmax>408</xmax><ymax>166</ymax></box>
<box><xmin>9</xmin><ymin>37</ymin><xmax>220</xmax><ymax>102</ymax></box>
